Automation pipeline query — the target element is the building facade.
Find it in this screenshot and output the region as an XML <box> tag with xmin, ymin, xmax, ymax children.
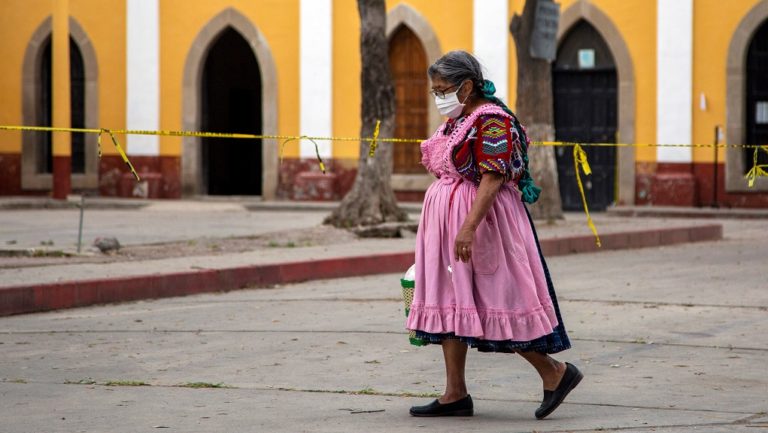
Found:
<box><xmin>0</xmin><ymin>0</ymin><xmax>767</xmax><ymax>207</ymax></box>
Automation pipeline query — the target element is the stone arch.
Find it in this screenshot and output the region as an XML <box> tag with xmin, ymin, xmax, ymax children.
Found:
<box><xmin>558</xmin><ymin>0</ymin><xmax>637</xmax><ymax>205</ymax></box>
<box><xmin>182</xmin><ymin>8</ymin><xmax>279</xmax><ymax>198</ymax></box>
<box><xmin>386</xmin><ymin>3</ymin><xmax>442</xmax><ymax>134</ymax></box>
<box><xmin>725</xmin><ymin>0</ymin><xmax>768</xmax><ymax>192</ymax></box>
<box><xmin>386</xmin><ymin>3</ymin><xmax>443</xmax><ymax>192</ymax></box>
<box><xmin>21</xmin><ymin>16</ymin><xmax>99</xmax><ymax>190</ymax></box>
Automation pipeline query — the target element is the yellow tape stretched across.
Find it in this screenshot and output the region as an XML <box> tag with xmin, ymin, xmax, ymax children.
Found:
<box><xmin>4</xmin><ymin>124</ymin><xmax>767</xmax><ymax>149</ymax></box>
<box><xmin>4</xmin><ymin>124</ymin><xmax>768</xmax><ymax>248</ymax></box>
<box><xmin>0</xmin><ymin>125</ymin><xmax>421</xmax><ymax>144</ymax></box>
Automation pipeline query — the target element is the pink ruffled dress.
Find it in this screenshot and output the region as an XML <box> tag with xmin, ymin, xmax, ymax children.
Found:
<box><xmin>405</xmin><ymin>103</ymin><xmax>570</xmax><ymax>352</ymax></box>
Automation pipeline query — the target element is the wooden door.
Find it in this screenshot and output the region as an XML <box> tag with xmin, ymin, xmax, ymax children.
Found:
<box><xmin>388</xmin><ymin>26</ymin><xmax>428</xmax><ymax>174</ymax></box>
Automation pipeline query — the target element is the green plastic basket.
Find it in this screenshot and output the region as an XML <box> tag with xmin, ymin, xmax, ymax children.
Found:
<box><xmin>401</xmin><ymin>277</ymin><xmax>427</xmax><ymax>347</ymax></box>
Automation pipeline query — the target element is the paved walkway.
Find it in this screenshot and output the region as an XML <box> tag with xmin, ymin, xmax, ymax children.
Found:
<box><xmin>0</xmin><ymin>200</ymin><xmax>724</xmax><ymax>316</ymax></box>
<box><xmin>1</xmin><ymin>218</ymin><xmax>766</xmax><ymax>432</ymax></box>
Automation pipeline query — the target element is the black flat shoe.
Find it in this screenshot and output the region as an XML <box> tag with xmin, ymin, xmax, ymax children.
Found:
<box><xmin>535</xmin><ymin>362</ymin><xmax>583</xmax><ymax>420</ymax></box>
<box><xmin>410</xmin><ymin>395</ymin><xmax>474</xmax><ymax>417</ymax></box>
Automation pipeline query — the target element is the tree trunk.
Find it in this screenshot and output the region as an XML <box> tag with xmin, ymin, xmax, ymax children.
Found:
<box><xmin>510</xmin><ymin>0</ymin><xmax>564</xmax><ymax>220</ymax></box>
<box><xmin>325</xmin><ymin>0</ymin><xmax>407</xmax><ymax>228</ymax></box>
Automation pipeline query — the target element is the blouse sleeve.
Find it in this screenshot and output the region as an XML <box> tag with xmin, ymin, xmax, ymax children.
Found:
<box><xmin>451</xmin><ymin>122</ymin><xmax>479</xmax><ymax>182</ymax></box>
<box><xmin>473</xmin><ymin>114</ymin><xmax>525</xmax><ymax>183</ymax></box>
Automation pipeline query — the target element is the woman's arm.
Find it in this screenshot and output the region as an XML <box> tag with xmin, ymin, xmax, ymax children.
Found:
<box><xmin>454</xmin><ymin>172</ymin><xmax>504</xmax><ymax>263</ymax></box>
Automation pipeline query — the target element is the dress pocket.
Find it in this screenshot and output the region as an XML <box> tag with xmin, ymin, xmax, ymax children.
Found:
<box><xmin>471</xmin><ymin>217</ymin><xmax>500</xmax><ymax>275</ymax></box>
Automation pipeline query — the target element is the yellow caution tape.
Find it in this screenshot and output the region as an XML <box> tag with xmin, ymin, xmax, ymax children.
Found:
<box><xmin>280</xmin><ymin>136</ymin><xmax>326</xmax><ymax>174</ymax></box>
<box><xmin>745</xmin><ymin>145</ymin><xmax>768</xmax><ymax>188</ymax></box>
<box><xmin>1</xmin><ymin>124</ymin><xmax>766</xmax><ymax>243</ymax></box>
<box><xmin>573</xmin><ymin>144</ymin><xmax>601</xmax><ymax>247</ymax></box>
<box><xmin>101</xmin><ymin>129</ymin><xmax>140</xmax><ymax>182</ymax></box>
<box><xmin>313</xmin><ymin>137</ymin><xmax>327</xmax><ymax>173</ymax></box>
<box><xmin>0</xmin><ymin>124</ymin><xmax>422</xmax><ymax>145</ymax></box>
<box><xmin>96</xmin><ymin>128</ymin><xmax>103</xmax><ymax>158</ymax></box>
<box><xmin>539</xmin><ymin>141</ymin><xmax>763</xmax><ymax>150</ymax></box>
<box><xmin>368</xmin><ymin>120</ymin><xmax>381</xmax><ymax>158</ymax></box>
<box><xmin>1</xmin><ymin>124</ymin><xmax>763</xmax><ymax>148</ymax></box>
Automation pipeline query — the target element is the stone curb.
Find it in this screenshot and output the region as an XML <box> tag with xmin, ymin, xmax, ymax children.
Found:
<box><xmin>0</xmin><ymin>197</ymin><xmax>423</xmax><ymax>213</ymax></box>
<box><xmin>0</xmin><ymin>224</ymin><xmax>722</xmax><ymax>317</ymax></box>
<box><xmin>608</xmin><ymin>206</ymin><xmax>768</xmax><ymax>219</ymax></box>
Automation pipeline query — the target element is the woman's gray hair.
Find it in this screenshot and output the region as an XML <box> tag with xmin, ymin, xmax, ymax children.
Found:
<box><xmin>427</xmin><ymin>50</ymin><xmax>485</xmax><ymax>95</ymax></box>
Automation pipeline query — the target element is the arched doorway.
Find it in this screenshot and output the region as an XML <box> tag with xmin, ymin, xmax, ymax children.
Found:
<box><xmin>22</xmin><ymin>17</ymin><xmax>99</xmax><ymax>191</ymax></box>
<box><xmin>200</xmin><ymin>27</ymin><xmax>262</xmax><ymax>195</ymax></box>
<box><xmin>746</xmin><ymin>19</ymin><xmax>768</xmax><ymax>171</ymax></box>
<box><xmin>388</xmin><ymin>24</ymin><xmax>428</xmax><ymax>174</ymax></box>
<box><xmin>553</xmin><ymin>20</ymin><xmax>617</xmax><ymax>211</ymax></box>
<box><xmin>37</xmin><ymin>36</ymin><xmax>86</xmax><ymax>175</ymax></box>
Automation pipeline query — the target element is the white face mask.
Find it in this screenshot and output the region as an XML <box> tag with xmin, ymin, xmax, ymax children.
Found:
<box><xmin>434</xmin><ymin>82</ymin><xmax>469</xmax><ymax>118</ymax></box>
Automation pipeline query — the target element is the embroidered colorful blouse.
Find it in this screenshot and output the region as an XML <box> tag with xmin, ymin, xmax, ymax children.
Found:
<box><xmin>446</xmin><ymin>113</ymin><xmax>526</xmax><ymax>186</ymax></box>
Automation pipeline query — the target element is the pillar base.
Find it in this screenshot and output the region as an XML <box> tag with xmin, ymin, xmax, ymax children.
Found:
<box><xmin>650</xmin><ymin>172</ymin><xmax>697</xmax><ymax>206</ymax></box>
<box><xmin>292</xmin><ymin>171</ymin><xmax>339</xmax><ymax>201</ymax></box>
<box><xmin>52</xmin><ymin>156</ymin><xmax>71</xmax><ymax>200</ymax></box>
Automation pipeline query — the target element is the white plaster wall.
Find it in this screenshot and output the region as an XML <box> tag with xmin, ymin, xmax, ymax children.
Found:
<box><xmin>473</xmin><ymin>0</ymin><xmax>509</xmax><ymax>103</ymax></box>
<box><xmin>126</xmin><ymin>0</ymin><xmax>160</xmax><ymax>156</ymax></box>
<box><xmin>656</xmin><ymin>0</ymin><xmax>693</xmax><ymax>162</ymax></box>
<box><xmin>299</xmin><ymin>0</ymin><xmax>332</xmax><ymax>159</ymax></box>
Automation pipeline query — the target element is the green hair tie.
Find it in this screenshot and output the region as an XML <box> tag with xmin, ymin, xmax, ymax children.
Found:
<box><xmin>481</xmin><ymin>79</ymin><xmax>496</xmax><ymax>97</ymax></box>
<box><xmin>519</xmin><ymin>177</ymin><xmax>542</xmax><ymax>204</ymax></box>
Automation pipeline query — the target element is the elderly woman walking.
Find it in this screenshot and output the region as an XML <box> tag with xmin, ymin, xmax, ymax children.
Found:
<box><xmin>406</xmin><ymin>50</ymin><xmax>582</xmax><ymax>419</ymax></box>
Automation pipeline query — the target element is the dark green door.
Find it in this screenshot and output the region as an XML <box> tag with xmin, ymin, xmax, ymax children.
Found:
<box><xmin>553</xmin><ymin>20</ymin><xmax>617</xmax><ymax>211</ymax></box>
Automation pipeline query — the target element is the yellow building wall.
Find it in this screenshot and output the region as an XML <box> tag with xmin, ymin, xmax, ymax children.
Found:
<box><xmin>0</xmin><ymin>1</ymin><xmax>50</xmax><ymax>153</ymax></box>
<box><xmin>331</xmin><ymin>0</ymin><xmax>361</xmax><ymax>160</ymax></box>
<box><xmin>693</xmin><ymin>0</ymin><xmax>758</xmax><ymax>164</ymax></box>
<box><xmin>332</xmin><ymin>0</ymin><xmax>474</xmax><ymax>161</ymax></box>
<box><xmin>70</xmin><ymin>0</ymin><xmax>126</xmax><ymax>156</ymax></box>
<box><xmin>2</xmin><ymin>1</ymin><xmax>764</xmax><ymax>165</ymax></box>
<box><xmin>159</xmin><ymin>0</ymin><xmax>300</xmax><ymax>158</ymax></box>
<box><xmin>0</xmin><ymin>0</ymin><xmax>125</xmax><ymax>155</ymax></box>
<box><xmin>334</xmin><ymin>0</ymin><xmax>658</xmax><ymax>163</ymax></box>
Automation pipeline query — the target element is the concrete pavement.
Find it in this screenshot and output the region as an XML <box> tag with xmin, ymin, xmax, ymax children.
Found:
<box><xmin>1</xmin><ymin>218</ymin><xmax>766</xmax><ymax>432</ymax></box>
<box><xmin>0</xmin><ymin>199</ymin><xmax>724</xmax><ymax>315</ymax></box>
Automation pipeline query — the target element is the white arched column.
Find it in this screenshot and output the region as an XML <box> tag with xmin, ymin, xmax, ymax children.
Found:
<box><xmin>473</xmin><ymin>0</ymin><xmax>508</xmax><ymax>103</ymax></box>
<box><xmin>126</xmin><ymin>0</ymin><xmax>159</xmax><ymax>157</ymax></box>
<box><xmin>656</xmin><ymin>0</ymin><xmax>693</xmax><ymax>164</ymax></box>
<box><xmin>300</xmin><ymin>0</ymin><xmax>332</xmax><ymax>159</ymax></box>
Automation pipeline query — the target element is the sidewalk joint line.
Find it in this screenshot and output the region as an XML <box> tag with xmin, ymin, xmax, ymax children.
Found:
<box><xmin>252</xmin><ymin>386</ymin><xmax>759</xmax><ymax>416</ymax></box>
<box><xmin>562</xmin><ymin>298</ymin><xmax>768</xmax><ymax>311</ymax></box>
<box><xmin>2</xmin><ymin>329</ymin><xmax>765</xmax><ymax>351</ymax></box>
<box><xmin>573</xmin><ymin>337</ymin><xmax>768</xmax><ymax>352</ymax></box>
<box><xmin>3</xmin><ymin>379</ymin><xmax>761</xmax><ymax>417</ymax></box>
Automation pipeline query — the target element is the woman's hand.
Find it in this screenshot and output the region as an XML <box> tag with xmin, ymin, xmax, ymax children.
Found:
<box><xmin>454</xmin><ymin>225</ymin><xmax>475</xmax><ymax>263</ymax></box>
<box><xmin>453</xmin><ymin>172</ymin><xmax>504</xmax><ymax>264</ymax></box>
